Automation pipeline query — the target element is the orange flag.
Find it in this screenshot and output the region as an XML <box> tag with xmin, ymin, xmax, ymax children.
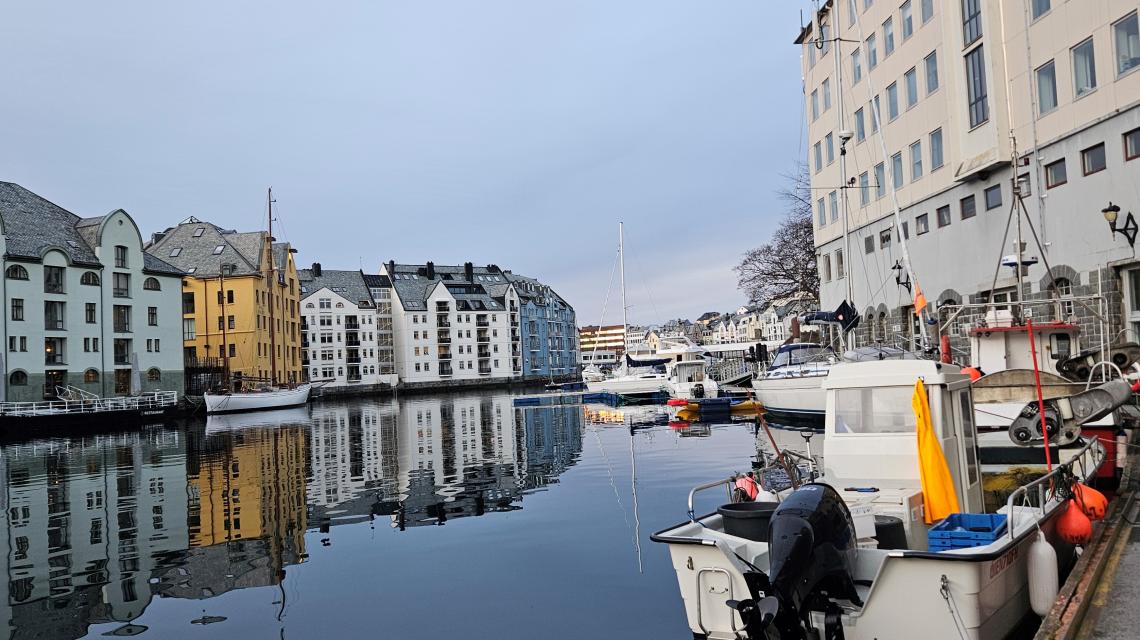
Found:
<box><xmin>913</xmin><ymin>379</ymin><xmax>960</xmax><ymax>524</ymax></box>
<box><xmin>913</xmin><ymin>283</ymin><xmax>927</xmax><ymax>317</ymax></box>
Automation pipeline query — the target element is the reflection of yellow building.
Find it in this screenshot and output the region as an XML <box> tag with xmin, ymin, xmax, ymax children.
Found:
<box><xmin>188</xmin><ymin>426</ymin><xmax>307</xmax><ymax>559</ymax></box>
<box><xmin>584</xmin><ymin>407</ymin><xmax>625</xmax><ymax>424</ymax></box>
<box><xmin>146</xmin><ymin>217</ymin><xmax>303</xmax><ymax>384</ymax></box>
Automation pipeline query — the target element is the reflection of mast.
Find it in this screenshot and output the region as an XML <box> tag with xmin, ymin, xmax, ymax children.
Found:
<box><xmin>629</xmin><ymin>421</ymin><xmax>643</xmax><ymax>574</ymax></box>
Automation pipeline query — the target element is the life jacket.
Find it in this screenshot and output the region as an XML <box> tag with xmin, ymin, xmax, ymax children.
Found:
<box><xmin>735</xmin><ymin>476</ymin><xmax>759</xmax><ymax>501</ymax></box>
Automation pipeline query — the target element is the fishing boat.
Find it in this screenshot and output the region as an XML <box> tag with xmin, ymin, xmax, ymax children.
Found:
<box><xmin>653</xmin><ymin>359</ymin><xmax>1114</xmax><ymax>640</ymax></box>
<box><xmin>0</xmin><ymin>386</ymin><xmax>178</xmax><ymax>430</ymax></box>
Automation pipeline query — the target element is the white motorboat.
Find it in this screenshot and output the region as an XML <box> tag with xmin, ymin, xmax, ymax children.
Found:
<box><xmin>654</xmin><ymin>359</ymin><xmax>1108</xmax><ymax>640</ymax></box>
<box><xmin>750</xmin><ymin>343</ymin><xmax>835</xmax><ymax>422</ymax></box>
<box><xmin>204</xmin><ymin>383</ymin><xmax>311</xmax><ymax>414</ymax></box>
<box><xmin>585</xmin><ymin>371</ymin><xmax>668</xmax><ymax>397</ymax></box>
<box><xmin>666</xmin><ymin>359</ymin><xmax>719</xmax><ymax>399</ymax></box>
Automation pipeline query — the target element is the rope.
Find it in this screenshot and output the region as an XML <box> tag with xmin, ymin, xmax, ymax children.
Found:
<box><xmin>939</xmin><ymin>575</ymin><xmax>970</xmax><ymax>640</ymax></box>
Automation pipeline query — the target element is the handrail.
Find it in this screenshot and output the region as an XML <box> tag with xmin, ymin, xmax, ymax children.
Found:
<box><xmin>687</xmin><ymin>478</ymin><xmax>735</xmax><ymax>521</ymax></box>
<box><xmin>1003</xmin><ymin>435</ymin><xmax>1104</xmax><ymax>540</ymax></box>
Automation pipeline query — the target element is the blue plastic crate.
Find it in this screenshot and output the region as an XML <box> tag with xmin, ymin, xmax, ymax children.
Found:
<box><xmin>928</xmin><ymin>537</ymin><xmax>993</xmax><ymax>552</ymax></box>
<box><xmin>928</xmin><ymin>513</ymin><xmax>1008</xmax><ymax>544</ymax></box>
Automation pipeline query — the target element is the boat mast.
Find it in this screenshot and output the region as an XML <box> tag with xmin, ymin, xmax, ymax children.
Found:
<box><xmin>832</xmin><ymin>0</ymin><xmax>854</xmax><ymax>349</ymax></box>
<box><xmin>267</xmin><ymin>188</ymin><xmax>278</xmax><ymax>386</ymax></box>
<box><xmin>619</xmin><ymin>222</ymin><xmax>629</xmax><ymax>374</ymax></box>
<box><xmin>220</xmin><ymin>266</ymin><xmax>229</xmax><ymax>387</ymax></box>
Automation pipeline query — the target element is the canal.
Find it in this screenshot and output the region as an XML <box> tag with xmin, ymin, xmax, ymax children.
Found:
<box><xmin>0</xmin><ymin>390</ymin><xmax>781</xmax><ymax>639</ymax></box>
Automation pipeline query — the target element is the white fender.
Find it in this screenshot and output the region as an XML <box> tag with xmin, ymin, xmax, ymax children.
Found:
<box><xmin>1028</xmin><ymin>531</ymin><xmax>1059</xmax><ymax>617</ymax></box>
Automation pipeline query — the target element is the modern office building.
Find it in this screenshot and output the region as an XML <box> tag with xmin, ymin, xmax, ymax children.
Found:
<box><xmin>578</xmin><ymin>324</ymin><xmax>628</xmax><ymax>356</ymax></box>
<box><xmin>801</xmin><ymin>0</ymin><xmax>1140</xmax><ymax>352</ymax></box>
<box><xmin>146</xmin><ymin>217</ymin><xmax>303</xmax><ymax>386</ymax></box>
<box><xmin>0</xmin><ymin>182</ymin><xmax>185</xmax><ymax>401</ymax></box>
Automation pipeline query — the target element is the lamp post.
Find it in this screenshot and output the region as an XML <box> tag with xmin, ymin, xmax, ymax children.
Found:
<box><xmin>1103</xmin><ymin>202</ymin><xmax>1138</xmax><ymax>248</ymax></box>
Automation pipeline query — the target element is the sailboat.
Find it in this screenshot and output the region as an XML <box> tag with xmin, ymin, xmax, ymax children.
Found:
<box><xmin>205</xmin><ymin>188</ymin><xmax>312</xmax><ymax>414</ymax></box>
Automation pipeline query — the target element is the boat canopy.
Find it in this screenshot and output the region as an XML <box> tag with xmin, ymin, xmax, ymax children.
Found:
<box><xmin>626</xmin><ymin>354</ymin><xmax>670</xmax><ymax>368</ymax></box>
<box><xmin>770</xmin><ymin>343</ymin><xmax>836</xmax><ymax>368</ymax></box>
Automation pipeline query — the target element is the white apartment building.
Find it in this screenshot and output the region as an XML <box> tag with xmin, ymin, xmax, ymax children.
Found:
<box><xmin>384</xmin><ymin>261</ymin><xmax>517</xmax><ymax>386</ymax></box>
<box><xmin>299</xmin><ymin>266</ymin><xmax>399</xmax><ymax>389</ymax></box>
<box><xmin>801</xmin><ymin>0</ymin><xmax>1140</xmax><ymax>351</ymax></box>
<box><xmin>0</xmin><ymin>182</ymin><xmax>185</xmax><ymax>402</ymax></box>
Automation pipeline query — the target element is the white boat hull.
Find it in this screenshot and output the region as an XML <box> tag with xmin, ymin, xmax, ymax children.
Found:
<box><xmin>750</xmin><ymin>374</ymin><xmax>826</xmax><ymax>418</ymax></box>
<box><xmin>204</xmin><ymin>384</ymin><xmax>312</xmax><ymax>414</ymax></box>
<box><xmin>667</xmin><ymin>379</ymin><xmax>719</xmax><ymax>399</ymax></box>
<box><xmin>585</xmin><ymin>376</ymin><xmax>668</xmax><ymax>396</ymax></box>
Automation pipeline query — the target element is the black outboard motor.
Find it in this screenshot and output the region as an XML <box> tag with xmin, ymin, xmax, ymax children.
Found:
<box><xmin>730</xmin><ymin>483</ymin><xmax>861</xmax><ymax>640</ymax></box>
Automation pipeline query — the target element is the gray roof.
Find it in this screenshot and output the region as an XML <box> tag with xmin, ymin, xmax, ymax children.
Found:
<box><xmin>145</xmin><ymin>216</ymin><xmax>286</xmax><ymax>278</ymax></box>
<box><xmin>298</xmin><ymin>268</ymin><xmax>373</xmax><ymax>306</ymax></box>
<box><xmin>386</xmin><ymin>263</ymin><xmax>510</xmax><ymax>312</ymax></box>
<box><xmin>0</xmin><ymin>181</ymin><xmax>182</xmax><ymax>276</ymax></box>
<box><xmin>362</xmin><ymin>273</ymin><xmax>391</xmax><ymax>288</ymax></box>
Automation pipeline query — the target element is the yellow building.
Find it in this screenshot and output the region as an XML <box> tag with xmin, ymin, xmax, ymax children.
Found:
<box><xmin>146</xmin><ymin>217</ymin><xmax>303</xmax><ymax>385</ymax></box>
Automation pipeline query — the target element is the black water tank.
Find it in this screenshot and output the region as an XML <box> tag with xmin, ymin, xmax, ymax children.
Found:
<box><xmin>874</xmin><ymin>515</ymin><xmax>908</xmax><ymax>550</ymax></box>
<box><xmin>718</xmin><ymin>501</ymin><xmax>779</xmax><ymax>542</ymax></box>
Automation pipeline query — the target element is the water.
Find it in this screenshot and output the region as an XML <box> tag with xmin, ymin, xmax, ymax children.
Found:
<box><xmin>0</xmin><ymin>390</ymin><xmax>786</xmax><ymax>640</ymax></box>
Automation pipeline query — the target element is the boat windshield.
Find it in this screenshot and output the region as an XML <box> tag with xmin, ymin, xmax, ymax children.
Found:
<box><xmin>771</xmin><ymin>345</ymin><xmax>835</xmax><ymax>368</ymax></box>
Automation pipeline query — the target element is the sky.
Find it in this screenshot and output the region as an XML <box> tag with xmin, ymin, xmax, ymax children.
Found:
<box><xmin>0</xmin><ymin>1</ymin><xmax>808</xmax><ymax>327</ymax></box>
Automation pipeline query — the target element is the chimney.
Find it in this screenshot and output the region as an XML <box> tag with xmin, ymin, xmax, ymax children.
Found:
<box><xmin>312</xmin><ymin>262</ymin><xmax>322</xmax><ymax>277</ymax></box>
<box><xmin>426</xmin><ymin>261</ymin><xmax>435</xmax><ymax>279</ymax></box>
<box><xmin>388</xmin><ymin>260</ymin><xmax>395</xmax><ymax>276</ymax></box>
<box><xmin>464</xmin><ymin>262</ymin><xmax>473</xmax><ymax>282</ymax></box>
<box><xmin>149</xmin><ymin>231</ymin><xmax>166</xmax><ymax>247</ymax></box>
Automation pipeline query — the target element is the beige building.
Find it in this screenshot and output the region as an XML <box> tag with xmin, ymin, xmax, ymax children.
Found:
<box><xmin>800</xmin><ymin>0</ymin><xmax>1140</xmax><ymax>351</ymax></box>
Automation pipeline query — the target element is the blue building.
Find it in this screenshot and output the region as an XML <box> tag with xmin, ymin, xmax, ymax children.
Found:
<box><xmin>500</xmin><ymin>271</ymin><xmax>578</xmax><ymax>382</ymax></box>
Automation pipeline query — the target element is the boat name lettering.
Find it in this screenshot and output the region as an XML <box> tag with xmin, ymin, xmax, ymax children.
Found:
<box><xmin>988</xmin><ymin>547</ymin><xmax>1019</xmax><ymax>579</ymax></box>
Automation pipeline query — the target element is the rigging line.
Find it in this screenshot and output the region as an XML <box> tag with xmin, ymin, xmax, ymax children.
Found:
<box><xmin>624</xmin><ymin>229</ymin><xmax>662</xmax><ymax>327</ymax></box>
<box><xmin>589</xmin><ymin>423</ymin><xmax>633</xmax><ymax>532</ymax></box>
<box><xmin>589</xmin><ymin>248</ymin><xmax>622</xmax><ymax>361</ymax></box>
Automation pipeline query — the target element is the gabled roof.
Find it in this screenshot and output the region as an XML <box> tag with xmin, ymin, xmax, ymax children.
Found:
<box><xmin>146</xmin><ymin>217</ymin><xmax>284</xmax><ymax>278</ymax></box>
<box><xmin>298</xmin><ymin>268</ymin><xmax>373</xmax><ymax>307</ymax></box>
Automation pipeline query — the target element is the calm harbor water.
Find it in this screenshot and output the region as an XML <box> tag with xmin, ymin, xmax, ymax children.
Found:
<box><xmin>0</xmin><ymin>390</ymin><xmax>796</xmax><ymax>640</ymax></box>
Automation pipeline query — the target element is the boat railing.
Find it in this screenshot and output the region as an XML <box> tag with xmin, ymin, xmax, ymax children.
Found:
<box><xmin>1002</xmin><ymin>434</ymin><xmax>1105</xmax><ymax>540</ymax></box>
<box><xmin>687</xmin><ymin>478</ymin><xmax>735</xmax><ymax>521</ymax></box>
<box><xmin>0</xmin><ymin>390</ymin><xmax>178</xmax><ymax>417</ymax></box>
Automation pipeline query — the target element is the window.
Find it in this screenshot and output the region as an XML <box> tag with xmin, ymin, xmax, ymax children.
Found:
<box><xmin>213</xmin><ymin>245</ymin><xmax>225</xmax><ymax>255</ymax></box>
<box><xmin>84</xmin><ymin>369</ymin><xmax>99</xmax><ymax>383</ymax></box>
<box><xmin>148</xmin><ymin>306</ymin><xmax>158</xmax><ymax>326</ymax></box>
<box><xmin>1114</xmin><ymin>12</ymin><xmax>1139</xmax><ymax>75</ymax></box>
<box><xmin>113</xmin><ymin>305</ymin><xmax>131</xmax><ymax>332</ymax></box>
<box><xmin>818</xmin><ymin>197</ymin><xmax>827</xmax><ymax>227</ymax></box>
<box><xmin>114</xmin><ymin>245</ymin><xmax>128</xmax><ymax>268</ymax></box>
<box><xmin>825</xmin><ymin>133</ymin><xmax>835</xmax><ymax>164</ymax></box>
<box><xmin>887</xmin><ymin>82</ymin><xmax>899</xmax><ymax>119</ymax></box>
<box><xmin>836</xmin><ymin>249</ymin><xmax>845</xmax><ymax>279</ymax></box>
<box><xmin>814</xmin><ymin>142</ymin><xmax>822</xmax><ymax>173</ymax></box>
<box><xmin>865</xmin><ymin>235</ymin><xmax>875</xmax><ymax>254</ymax></box>
<box><xmin>916</xmin><ymin>213</ymin><xmax>930</xmax><ymax>235</ymax></box>
<box><xmin>966</xmin><ymin>46</ymin><xmax>989</xmax><ymax>127</ymax></box>
<box><xmin>937</xmin><ymin>205</ymin><xmax>951</xmax><ymax>227</ymax></box>
<box><xmin>984</xmin><ymin>184</ymin><xmax>1002</xmax><ymax>210</ymax></box>
<box><xmin>113</xmin><ymin>272</ymin><xmax>130</xmax><ymax>298</ymax></box>
<box><xmin>6</xmin><ymin>265</ymin><xmax>28</xmax><ymax>280</ymax></box>
<box><xmin>1045</xmin><ymin>158</ymin><xmax>1067</xmax><ymax>188</ymax></box>
<box><xmin>811</xmin><ymin>89</ymin><xmax>819</xmax><ymax>120</ymax></box>
<box><xmin>1127</xmin><ymin>128</ymin><xmax>1140</xmax><ymax>161</ymax></box>
<box><xmin>1032</xmin><ymin>0</ymin><xmax>1050</xmax><ymax>20</ymax></box>
<box><xmin>904</xmin><ymin>68</ymin><xmax>918</xmax><ymax>107</ymax></box>
<box><xmin>183</xmin><ymin>318</ymin><xmax>196</xmax><ymax>341</ymax></box>
<box><xmin>891</xmin><ymin>152</ymin><xmax>904</xmax><ymax>188</ymax></box>
<box><xmin>147</xmin><ymin>368</ymin><xmax>161</xmax><ymax>381</ymax></box>
<box><xmin>921</xmin><ymin>0</ymin><xmax>933</xmax><ymax>23</ymax></box>
<box><xmin>820</xmin><ymin>20</ymin><xmax>831</xmax><ymax>55</ymax></box>
<box><xmin>228</xmin><ymin>344</ymin><xmax>235</xmax><ymax>357</ymax></box>
<box><xmin>820</xmin><ymin>255</ymin><xmax>832</xmax><ymax>282</ymax></box>
<box><xmin>875</xmin><ymin>163</ymin><xmax>886</xmax><ymax>198</ymax></box>
<box><xmin>1018</xmin><ymin>172</ymin><xmax>1032</xmax><ymax>196</ymax></box>
<box><xmin>44</xmin><ymin>266</ymin><xmax>64</xmax><ymax>293</ymax></box>
<box><xmin>960</xmin><ymin>195</ymin><xmax>977</xmax><ymax>219</ymax></box>
<box><xmin>1036</xmin><ymin>60</ymin><xmax>1058</xmax><ymax>114</ymax></box>
<box><xmin>1082</xmin><ymin>143</ymin><xmax>1106</xmax><ymax>175</ymax></box>
<box><xmin>872</xmin><ymin>95</ymin><xmax>881</xmax><ymax>132</ymax></box>
<box><xmin>899</xmin><ymin>3</ymin><xmax>914</xmax><ymax>40</ymax></box>
<box><xmin>867</xmin><ymin>33</ymin><xmax>878</xmax><ymax>68</ymax></box>
<box><xmin>930</xmin><ymin>128</ymin><xmax>944</xmax><ymax>169</ymax></box>
<box><xmin>852</xmin><ymin>48</ymin><xmax>863</xmax><ymax>83</ymax></box>
<box><xmin>859</xmin><ymin>172</ymin><xmax>870</xmax><ymax>206</ymax></box>
<box><xmin>822</xmin><ymin>78</ymin><xmax>831</xmax><ymax>110</ymax></box>
<box><xmin>10</xmin><ymin>299</ymin><xmax>22</xmax><ymax>321</ymax></box>
<box><xmin>829</xmin><ymin>190</ymin><xmax>839</xmax><ymax>222</ymax></box>
<box><xmin>227</xmin><ymin>290</ymin><xmax>234</xmax><ymax>304</ymax></box>
<box><xmin>883</xmin><ymin>17</ymin><xmax>895</xmax><ymax>55</ymax></box>
<box><xmin>855</xmin><ymin>108</ymin><xmax>866</xmax><ymax>142</ymax></box>
<box><xmin>880</xmin><ymin>229</ymin><xmax>892</xmax><ymax>248</ymax></box>
<box><xmin>1051</xmin><ymin>277</ymin><xmax>1074</xmax><ymax>317</ymax></box>
<box><xmin>910</xmin><ymin>141</ymin><xmax>923</xmax><ymax>180</ymax></box>
<box><xmin>143</xmin><ymin>277</ymin><xmax>161</xmax><ymax>291</ymax></box>
<box><xmin>835</xmin><ymin>387</ymin><xmax>917</xmax><ymax>433</ymax></box>
<box><xmin>169</xmin><ymin>247</ymin><xmax>182</xmax><ymax>258</ymax></box>
<box><xmin>228</xmin><ymin>315</ymin><xmax>235</xmax><ymax>329</ymax></box>
<box><xmin>962</xmin><ymin>0</ymin><xmax>982</xmax><ymax>46</ymax></box>
<box><xmin>81</xmin><ymin>271</ymin><xmax>100</xmax><ymax>286</ymax></box>
<box><xmin>86</xmin><ymin>302</ymin><xmax>96</xmax><ymax>323</ymax></box>
<box><xmin>902</xmin><ymin>221</ymin><xmax>910</xmax><ymax>239</ymax></box>
<box><xmin>9</xmin><ymin>371</ymin><xmax>26</xmax><ymax>386</ymax></box>
<box><xmin>925</xmin><ymin>51</ymin><xmax>939</xmax><ymax>93</ymax></box>
<box><xmin>1072</xmin><ymin>38</ymin><xmax>1097</xmax><ymax>97</ymax></box>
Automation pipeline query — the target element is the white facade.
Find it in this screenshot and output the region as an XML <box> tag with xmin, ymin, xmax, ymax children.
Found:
<box><xmin>302</xmin><ymin>287</ymin><xmax>398</xmax><ymax>388</ymax></box>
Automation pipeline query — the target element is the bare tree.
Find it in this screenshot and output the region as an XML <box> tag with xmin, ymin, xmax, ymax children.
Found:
<box><xmin>734</xmin><ymin>162</ymin><xmax>819</xmax><ymax>307</ymax></box>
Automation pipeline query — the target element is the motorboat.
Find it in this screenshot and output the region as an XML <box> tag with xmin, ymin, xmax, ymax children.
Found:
<box><xmin>654</xmin><ymin>359</ymin><xmax>1112</xmax><ymax>640</ymax></box>
<box><xmin>204</xmin><ymin>383</ymin><xmax>311</xmax><ymax>414</ymax></box>
<box><xmin>749</xmin><ymin>343</ymin><xmax>836</xmax><ymax>423</ymax></box>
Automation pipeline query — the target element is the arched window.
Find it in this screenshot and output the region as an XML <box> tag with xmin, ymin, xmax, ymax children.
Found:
<box><xmin>143</xmin><ymin>277</ymin><xmax>161</xmax><ymax>291</ymax></box>
<box><xmin>146</xmin><ymin>368</ymin><xmax>161</xmax><ymax>381</ymax></box>
<box><xmin>335</xmin><ymin>302</ymin><xmax>344</xmax><ymax>308</ymax></box>
<box><xmin>81</xmin><ymin>271</ymin><xmax>101</xmax><ymax>286</ymax></box>
<box><xmin>305</xmin><ymin>302</ymin><xmax>315</xmax><ymax>308</ymax></box>
<box><xmin>84</xmin><ymin>369</ymin><xmax>100</xmax><ymax>383</ymax></box>
<box><xmin>8</xmin><ymin>371</ymin><xmax>27</xmax><ymax>386</ymax></box>
<box><xmin>5</xmin><ymin>265</ymin><xmax>28</xmax><ymax>280</ymax></box>
<box><xmin>1050</xmin><ymin>277</ymin><xmax>1074</xmax><ymax>317</ymax></box>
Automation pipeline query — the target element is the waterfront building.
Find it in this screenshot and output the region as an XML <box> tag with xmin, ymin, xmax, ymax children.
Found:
<box><xmin>578</xmin><ymin>324</ymin><xmax>628</xmax><ymax>356</ymax></box>
<box><xmin>298</xmin><ymin>265</ymin><xmax>399</xmax><ymax>389</ymax></box>
<box><xmin>363</xmin><ymin>272</ymin><xmax>397</xmax><ymax>377</ymax></box>
<box><xmin>579</xmin><ymin>349</ymin><xmax>619</xmax><ymax>368</ymax></box>
<box><xmin>145</xmin><ymin>218</ymin><xmax>303</xmax><ymax>387</ymax></box>
<box><xmin>498</xmin><ymin>271</ymin><xmax>579</xmax><ymax>381</ymax></box>
<box><xmin>0</xmin><ymin>182</ymin><xmax>185</xmax><ymax>401</ymax></box>
<box><xmin>801</xmin><ymin>0</ymin><xmax>1140</xmax><ymax>352</ymax></box>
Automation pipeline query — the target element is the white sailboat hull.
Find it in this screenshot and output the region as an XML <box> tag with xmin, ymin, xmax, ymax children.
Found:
<box><xmin>585</xmin><ymin>376</ymin><xmax>668</xmax><ymax>396</ymax></box>
<box><xmin>750</xmin><ymin>374</ymin><xmax>826</xmax><ymax>418</ymax></box>
<box><xmin>204</xmin><ymin>383</ymin><xmax>312</xmax><ymax>414</ymax></box>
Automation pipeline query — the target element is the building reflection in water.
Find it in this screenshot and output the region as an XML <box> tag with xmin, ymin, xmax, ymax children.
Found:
<box><xmin>0</xmin><ymin>392</ymin><xmax>583</xmax><ymax>639</ymax></box>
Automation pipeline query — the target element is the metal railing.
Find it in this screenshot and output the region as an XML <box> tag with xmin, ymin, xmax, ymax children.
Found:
<box><xmin>0</xmin><ymin>390</ymin><xmax>178</xmax><ymax>418</ymax></box>
<box><xmin>1003</xmin><ymin>435</ymin><xmax>1105</xmax><ymax>540</ymax></box>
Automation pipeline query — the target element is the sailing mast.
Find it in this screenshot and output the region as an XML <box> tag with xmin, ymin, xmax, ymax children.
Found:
<box><xmin>619</xmin><ymin>222</ymin><xmax>629</xmax><ymax>374</ymax></box>
<box><xmin>267</xmin><ymin>188</ymin><xmax>279</xmax><ymax>386</ymax></box>
<box><xmin>831</xmin><ymin>0</ymin><xmax>855</xmax><ymax>348</ymax></box>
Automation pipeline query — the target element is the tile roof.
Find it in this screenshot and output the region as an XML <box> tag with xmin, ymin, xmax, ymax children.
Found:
<box><xmin>362</xmin><ymin>273</ymin><xmax>391</xmax><ymax>288</ymax></box>
<box><xmin>298</xmin><ymin>268</ymin><xmax>373</xmax><ymax>306</ymax></box>
<box><xmin>145</xmin><ymin>217</ymin><xmax>287</xmax><ymax>278</ymax></box>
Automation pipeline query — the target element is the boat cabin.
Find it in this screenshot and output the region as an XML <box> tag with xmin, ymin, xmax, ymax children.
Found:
<box><xmin>967</xmin><ymin>310</ymin><xmax>1077</xmax><ymax>377</ymax></box>
<box><xmin>823</xmin><ymin>360</ymin><xmax>984</xmax><ymax>549</ymax></box>
<box><xmin>768</xmin><ymin>343</ymin><xmax>837</xmax><ymax>369</ymax></box>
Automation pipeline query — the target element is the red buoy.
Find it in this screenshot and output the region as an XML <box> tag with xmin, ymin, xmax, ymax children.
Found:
<box><xmin>1057</xmin><ymin>499</ymin><xmax>1093</xmax><ymax>544</ymax></box>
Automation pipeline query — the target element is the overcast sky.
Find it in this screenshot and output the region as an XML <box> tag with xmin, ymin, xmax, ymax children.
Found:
<box><xmin>1</xmin><ymin>1</ymin><xmax>807</xmax><ymax>326</ymax></box>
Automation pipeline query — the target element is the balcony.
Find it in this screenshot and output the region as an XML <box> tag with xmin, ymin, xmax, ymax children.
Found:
<box><xmin>510</xmin><ymin>314</ymin><xmax>519</xmax><ymax>327</ymax></box>
<box><xmin>437</xmin><ymin>331</ymin><xmax>451</xmax><ymax>344</ymax></box>
<box><xmin>477</xmin><ymin>348</ymin><xmax>490</xmax><ymax>359</ymax></box>
<box><xmin>114</xmin><ymin>355</ymin><xmax>130</xmax><ymax>366</ymax></box>
<box><xmin>478</xmin><ymin>366</ymin><xmax>492</xmax><ymax>375</ymax></box>
<box><xmin>345</xmin><ymin>321</ymin><xmax>360</xmax><ymax>330</ymax></box>
<box><xmin>436</xmin><ymin>302</ymin><xmax>450</xmax><ymax>312</ymax></box>
<box><xmin>476</xmin><ymin>330</ymin><xmax>489</xmax><ymax>343</ymax></box>
<box><xmin>345</xmin><ymin>338</ymin><xmax>361</xmax><ymax>347</ymax></box>
<box><xmin>437</xmin><ymin>316</ymin><xmax>451</xmax><ymax>327</ymax></box>
<box><xmin>44</xmin><ymin>319</ymin><xmax>65</xmax><ymax>331</ymax></box>
<box><xmin>45</xmin><ymin>354</ymin><xmax>65</xmax><ymax>366</ymax></box>
<box><xmin>439</xmin><ymin>363</ymin><xmax>453</xmax><ymax>377</ymax></box>
<box><xmin>476</xmin><ymin>317</ymin><xmax>489</xmax><ymax>327</ymax></box>
<box><xmin>438</xmin><ymin>349</ymin><xmax>452</xmax><ymax>360</ymax></box>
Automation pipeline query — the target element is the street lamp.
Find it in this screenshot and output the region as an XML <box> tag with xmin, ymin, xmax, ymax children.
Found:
<box><xmin>1104</xmin><ymin>202</ymin><xmax>1137</xmax><ymax>247</ymax></box>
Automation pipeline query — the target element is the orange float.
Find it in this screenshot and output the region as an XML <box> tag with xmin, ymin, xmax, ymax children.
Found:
<box><xmin>1072</xmin><ymin>483</ymin><xmax>1108</xmax><ymax>521</ymax></box>
<box><xmin>1057</xmin><ymin>499</ymin><xmax>1092</xmax><ymax>544</ymax></box>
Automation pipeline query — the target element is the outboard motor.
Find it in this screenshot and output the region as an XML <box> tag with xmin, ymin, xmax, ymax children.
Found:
<box><xmin>691</xmin><ymin>383</ymin><xmax>705</xmax><ymax>399</ymax></box>
<box><xmin>728</xmin><ymin>483</ymin><xmax>861</xmax><ymax>640</ymax></box>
